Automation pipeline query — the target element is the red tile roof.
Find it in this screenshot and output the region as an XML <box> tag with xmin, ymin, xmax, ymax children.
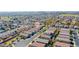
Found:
<box><xmin>54</xmin><ymin>41</ymin><xmax>71</xmax><ymax>47</ymax></box>
<box><xmin>30</xmin><ymin>41</ymin><xmax>46</xmax><ymax>47</ymax></box>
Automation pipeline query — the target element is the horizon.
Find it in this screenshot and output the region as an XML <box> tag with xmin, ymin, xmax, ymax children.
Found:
<box><xmin>0</xmin><ymin>11</ymin><xmax>78</xmax><ymax>16</ymax></box>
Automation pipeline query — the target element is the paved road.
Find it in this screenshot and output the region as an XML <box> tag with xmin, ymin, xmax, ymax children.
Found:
<box><xmin>14</xmin><ymin>39</ymin><xmax>32</xmax><ymax>47</ymax></box>
<box><xmin>73</xmin><ymin>30</ymin><xmax>79</xmax><ymax>47</ymax></box>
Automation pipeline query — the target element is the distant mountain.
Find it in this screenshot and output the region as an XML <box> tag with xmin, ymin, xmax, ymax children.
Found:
<box><xmin>0</xmin><ymin>11</ymin><xmax>79</xmax><ymax>16</ymax></box>
<box><xmin>0</xmin><ymin>11</ymin><xmax>57</xmax><ymax>16</ymax></box>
